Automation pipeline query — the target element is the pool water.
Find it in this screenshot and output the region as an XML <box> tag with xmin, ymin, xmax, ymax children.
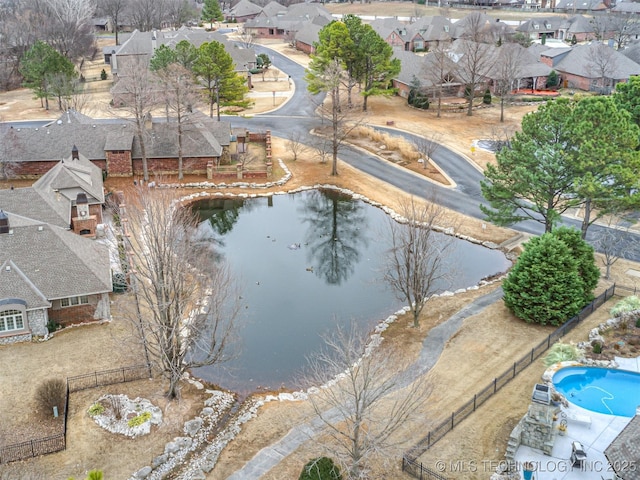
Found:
<box><xmin>553</xmin><ymin>366</ymin><xmax>640</xmax><ymax>417</ymax></box>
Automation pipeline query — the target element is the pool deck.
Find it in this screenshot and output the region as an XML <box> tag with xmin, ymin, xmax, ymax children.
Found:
<box><xmin>513</xmin><ymin>356</ymin><xmax>639</xmax><ymax>480</ymax></box>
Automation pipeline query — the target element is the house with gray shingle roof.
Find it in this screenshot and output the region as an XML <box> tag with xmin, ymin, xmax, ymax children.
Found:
<box><xmin>544</xmin><ymin>41</ymin><xmax>640</xmax><ymax>91</ymax></box>
<box><xmin>244</xmin><ymin>3</ymin><xmax>332</xmax><ymax>42</ymax></box>
<box><xmin>1</xmin><ymin>111</ymin><xmax>232</xmax><ymax>180</ymax></box>
<box><xmin>227</xmin><ymin>0</ymin><xmax>262</xmax><ymax>22</ymax></box>
<box><xmin>0</xmin><ymin>208</ymin><xmax>112</xmax><ymax>344</ymax></box>
<box><xmin>111</xmin><ymin>27</ymin><xmax>257</xmax><ymax>76</ymax></box>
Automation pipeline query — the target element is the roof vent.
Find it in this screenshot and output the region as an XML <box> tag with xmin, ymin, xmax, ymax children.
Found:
<box><xmin>37</xmin><ymin>225</ymin><xmax>44</xmax><ymax>231</ymax></box>
<box><xmin>5</xmin><ymin>265</ymin><xmax>10</xmax><ymax>272</ymax></box>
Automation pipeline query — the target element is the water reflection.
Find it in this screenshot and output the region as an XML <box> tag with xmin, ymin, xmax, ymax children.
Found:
<box><xmin>191</xmin><ymin>189</ymin><xmax>511</xmax><ymax>394</ymax></box>
<box><xmin>299</xmin><ymin>190</ymin><xmax>368</xmax><ymax>285</ymax></box>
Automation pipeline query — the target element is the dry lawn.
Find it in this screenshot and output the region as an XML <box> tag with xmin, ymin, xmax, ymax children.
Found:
<box><xmin>1</xmin><ymin>36</ymin><xmax>640</xmax><ymax>480</ymax></box>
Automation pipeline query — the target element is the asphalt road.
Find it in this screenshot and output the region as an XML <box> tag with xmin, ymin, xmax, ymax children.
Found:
<box><xmin>3</xmin><ymin>44</ymin><xmax>638</xmax><ymax>259</ymax></box>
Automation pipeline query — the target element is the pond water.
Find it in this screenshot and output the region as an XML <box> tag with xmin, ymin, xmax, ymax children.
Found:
<box><xmin>191</xmin><ymin>189</ymin><xmax>511</xmax><ymax>394</ymax></box>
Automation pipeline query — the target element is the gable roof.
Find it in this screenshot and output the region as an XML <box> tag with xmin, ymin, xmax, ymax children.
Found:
<box><xmin>554</xmin><ymin>42</ymin><xmax>640</xmax><ymax>80</ymax></box>
<box><xmin>516</xmin><ymin>16</ymin><xmax>565</xmax><ymax>34</ymax></box>
<box><xmin>0</xmin><ymin>260</ymin><xmax>50</xmax><ymax>310</ymax></box>
<box><xmin>0</xmin><ymin>213</ymin><xmax>112</xmax><ymax>304</ymax></box>
<box><xmin>0</xmin><ymin>112</ymin><xmax>231</xmax><ymax>164</ymax></box>
<box><xmin>555</xmin><ymin>0</ymin><xmax>608</xmax><ymax>10</ymax></box>
<box><xmin>229</xmin><ymin>0</ymin><xmax>262</xmax><ymax>18</ymax></box>
<box><xmin>393</xmin><ymin>49</ymin><xmax>432</xmax><ymax>87</ymax></box>
<box><xmin>261</xmin><ymin>1</ymin><xmax>285</xmax><ymax>17</ymax></box>
<box><xmin>114</xmin><ymin>28</ymin><xmax>255</xmax><ymax>73</ymax></box>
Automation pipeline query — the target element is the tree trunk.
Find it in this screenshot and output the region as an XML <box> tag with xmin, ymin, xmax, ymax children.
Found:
<box><xmin>331</xmin><ymin>86</ymin><xmax>339</xmax><ymax>176</ymax></box>
<box><xmin>581</xmin><ymin>198</ymin><xmax>592</xmax><ymax>239</ymax></box>
<box><xmin>500</xmin><ymin>96</ymin><xmax>505</xmax><ymax>123</ymax></box>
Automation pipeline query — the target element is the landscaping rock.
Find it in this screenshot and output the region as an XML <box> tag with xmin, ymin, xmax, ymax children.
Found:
<box><xmin>184</xmin><ymin>417</ymin><xmax>203</xmax><ymax>437</ymax></box>
<box><xmin>133</xmin><ymin>466</ymin><xmax>152</xmax><ymax>479</ymax></box>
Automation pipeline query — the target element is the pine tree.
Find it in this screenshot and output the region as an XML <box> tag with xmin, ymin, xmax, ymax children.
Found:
<box><xmin>201</xmin><ymin>0</ymin><xmax>223</xmax><ymax>29</ymax></box>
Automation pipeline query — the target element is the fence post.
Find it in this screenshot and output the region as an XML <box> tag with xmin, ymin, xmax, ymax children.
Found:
<box><xmin>428</xmin><ymin>431</ymin><xmax>430</xmax><ymax>447</ymax></box>
<box><xmin>473</xmin><ymin>394</ymin><xmax>477</xmax><ymax>411</ymax></box>
<box><xmin>494</xmin><ymin>377</ymin><xmax>497</xmax><ymax>393</ymax></box>
<box><xmin>31</xmin><ymin>439</ymin><xmax>35</xmax><ymax>457</ymax></box>
<box><xmin>94</xmin><ymin>371</ymin><xmax>98</xmax><ymax>388</ymax></box>
<box><xmin>451</xmin><ymin>412</ymin><xmax>455</xmax><ymax>429</ymax></box>
<box><xmin>531</xmin><ymin>348</ymin><xmax>534</xmax><ymax>362</ymax></box>
<box><xmin>513</xmin><ymin>362</ymin><xmax>516</xmax><ymax>377</ymax></box>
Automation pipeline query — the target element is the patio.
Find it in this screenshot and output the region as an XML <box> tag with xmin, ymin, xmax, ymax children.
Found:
<box><xmin>513</xmin><ymin>355</ymin><xmax>640</xmax><ymax>480</ymax></box>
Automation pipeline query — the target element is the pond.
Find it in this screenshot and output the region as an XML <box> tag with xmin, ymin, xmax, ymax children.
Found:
<box><xmin>191</xmin><ymin>189</ymin><xmax>511</xmax><ymax>394</ymax></box>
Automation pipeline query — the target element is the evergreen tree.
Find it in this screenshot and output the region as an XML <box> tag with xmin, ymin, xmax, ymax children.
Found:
<box><xmin>299</xmin><ymin>457</ymin><xmax>342</xmax><ymax>480</ymax></box>
<box><xmin>201</xmin><ymin>0</ymin><xmax>223</xmax><ymax>29</ymax></box>
<box><xmin>551</xmin><ymin>226</ymin><xmax>599</xmax><ymax>302</ymax></box>
<box><xmin>194</xmin><ymin>41</ymin><xmax>247</xmax><ymax>120</ymax></box>
<box><xmin>503</xmin><ymin>233</ymin><xmax>586</xmax><ymax>326</ymax></box>
<box><xmin>20</xmin><ymin>41</ymin><xmax>76</xmax><ymax>111</ymax></box>
<box><xmin>546</xmin><ymin>70</ymin><xmax>558</xmax><ymax>88</ymax></box>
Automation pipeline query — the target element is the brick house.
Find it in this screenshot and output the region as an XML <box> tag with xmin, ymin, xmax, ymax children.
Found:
<box><xmin>538</xmin><ymin>42</ymin><xmax>640</xmax><ymax>91</ymax></box>
<box><xmin>0</xmin><ymin>210</ymin><xmax>112</xmax><ymax>344</ymax></box>
<box><xmin>1</xmin><ymin>110</ymin><xmax>232</xmax><ymax>180</ymax></box>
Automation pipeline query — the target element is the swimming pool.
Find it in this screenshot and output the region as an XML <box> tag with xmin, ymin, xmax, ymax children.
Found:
<box><xmin>553</xmin><ymin>366</ymin><xmax>640</xmax><ymax>417</ymax></box>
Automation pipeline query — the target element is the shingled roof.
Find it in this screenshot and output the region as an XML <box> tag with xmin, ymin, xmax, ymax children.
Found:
<box><xmin>1</xmin><ymin>112</ymin><xmax>231</xmax><ymax>164</ymax></box>
<box><xmin>604</xmin><ymin>413</ymin><xmax>640</xmax><ymax>479</ymax></box>
<box><xmin>0</xmin><ymin>213</ymin><xmax>112</xmax><ymax>305</ymax></box>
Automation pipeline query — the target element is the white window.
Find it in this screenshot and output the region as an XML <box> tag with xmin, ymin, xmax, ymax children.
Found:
<box><xmin>60</xmin><ymin>296</ymin><xmax>89</xmax><ymax>308</ymax></box>
<box><xmin>0</xmin><ymin>309</ymin><xmax>24</xmax><ymax>332</ymax></box>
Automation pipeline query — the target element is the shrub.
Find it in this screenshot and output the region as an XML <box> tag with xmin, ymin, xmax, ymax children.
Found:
<box><xmin>47</xmin><ymin>319</ymin><xmax>61</xmax><ymax>333</ymax></box>
<box><xmin>483</xmin><ymin>88</ymin><xmax>492</xmax><ymax>104</ymax></box>
<box><xmin>503</xmin><ymin>232</ymin><xmax>586</xmax><ymax>326</ymax></box>
<box><xmin>35</xmin><ymin>378</ymin><xmax>66</xmax><ymax>417</ymax></box>
<box><xmin>128</xmin><ymin>411</ymin><xmax>152</xmax><ymax>428</ymax></box>
<box><xmin>610</xmin><ymin>296</ymin><xmax>640</xmax><ymax>317</ymax></box>
<box><xmin>547</xmin><ymin>70</ymin><xmax>559</xmax><ymax>88</ymax></box>
<box><xmin>592</xmin><ymin>342</ymin><xmax>602</xmax><ymax>354</ymax></box>
<box><xmin>88</xmin><ymin>403</ymin><xmax>105</xmax><ymax>416</ymax></box>
<box><xmin>100</xmin><ymin>69</ymin><xmax>107</xmax><ymax>80</ymax></box>
<box><xmin>108</xmin><ymin>395</ymin><xmax>126</xmax><ymax>421</ymax></box>
<box><xmin>543</xmin><ymin>342</ymin><xmax>583</xmax><ymax>366</ymax></box>
<box><xmin>299</xmin><ymin>457</ymin><xmax>342</xmax><ymax>480</ymax></box>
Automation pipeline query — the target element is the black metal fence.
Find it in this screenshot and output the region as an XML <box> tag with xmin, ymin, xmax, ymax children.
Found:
<box><xmin>0</xmin><ymin>363</ymin><xmax>151</xmax><ymax>465</ymax></box>
<box><xmin>402</xmin><ymin>284</ymin><xmax>616</xmax><ymax>477</ymax></box>
<box><xmin>67</xmin><ymin>364</ymin><xmax>152</xmax><ymax>393</ymax></box>
<box><xmin>403</xmin><ymin>456</ymin><xmax>448</xmax><ymax>480</ymax></box>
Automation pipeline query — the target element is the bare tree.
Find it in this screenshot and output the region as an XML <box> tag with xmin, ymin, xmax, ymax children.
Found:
<box><xmin>39</xmin><ymin>0</ymin><xmax>97</xmax><ymax>59</ymax></box>
<box><xmin>287</xmin><ymin>130</ymin><xmax>308</xmax><ymax>161</ymax></box>
<box><xmin>302</xmin><ymin>322</ymin><xmax>431</xmax><ymax>480</ymax></box>
<box><xmin>591</xmin><ymin>13</ymin><xmax>640</xmax><ymax>49</ymax></box>
<box><xmin>493</xmin><ymin>43</ymin><xmax>526</xmax><ymax>123</ymax></box>
<box><xmin>426</xmin><ymin>40</ymin><xmax>454</xmax><ymax>118</ymax></box>
<box><xmin>587</xmin><ymin>42</ymin><xmax>618</xmax><ymax>94</ymax></box>
<box><xmin>413</xmin><ymin>134</ymin><xmax>442</xmax><ymax>170</ymax></box>
<box><xmin>115</xmin><ymin>57</ymin><xmax>159</xmax><ymax>182</ymax></box>
<box><xmin>591</xmin><ymin>217</ymin><xmax>638</xmax><ymax>280</ymax></box>
<box><xmin>96</xmin><ymin>0</ymin><xmax>129</xmax><ymax>45</ymax></box>
<box><xmin>157</xmin><ymin>63</ymin><xmax>200</xmax><ymax>179</ymax></box>
<box><xmin>0</xmin><ymin>121</ymin><xmax>21</xmax><ymax>180</ymax></box>
<box><xmin>311</xmin><ymin>134</ymin><xmax>332</xmax><ymax>164</ymax></box>
<box><xmin>308</xmin><ymin>59</ymin><xmax>363</xmax><ymax>175</ymax></box>
<box><xmin>382</xmin><ymin>197</ymin><xmax>456</xmax><ymax>328</ymax></box>
<box><xmin>454</xmin><ymin>13</ymin><xmax>495</xmax><ymax>116</ymax></box>
<box><xmin>119</xmin><ymin>186</ymin><xmax>240</xmax><ymax>399</ymax></box>
<box><xmin>128</xmin><ymin>0</ymin><xmax>167</xmax><ymax>31</ymax></box>
<box><xmin>237</xmin><ymin>29</ymin><xmax>255</xmax><ymax>49</ymax></box>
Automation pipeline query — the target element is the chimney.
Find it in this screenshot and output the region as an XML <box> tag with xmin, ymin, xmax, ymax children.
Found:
<box><xmin>76</xmin><ymin>193</ymin><xmax>90</xmax><ymax>218</ymax></box>
<box><xmin>0</xmin><ymin>210</ymin><xmax>9</xmax><ymax>234</ymax></box>
<box><xmin>72</xmin><ymin>145</ymin><xmax>79</xmax><ymax>160</ymax></box>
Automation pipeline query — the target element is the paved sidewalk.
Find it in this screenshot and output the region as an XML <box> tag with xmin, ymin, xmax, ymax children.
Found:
<box><xmin>227</xmin><ymin>286</ymin><xmax>504</xmax><ymax>479</ymax></box>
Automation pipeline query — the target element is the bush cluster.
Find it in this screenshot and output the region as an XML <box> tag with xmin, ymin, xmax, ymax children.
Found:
<box><xmin>35</xmin><ymin>378</ymin><xmax>66</xmax><ymax>417</ymax></box>
<box><xmin>127</xmin><ymin>411</ymin><xmax>152</xmax><ymax>428</ymax></box>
